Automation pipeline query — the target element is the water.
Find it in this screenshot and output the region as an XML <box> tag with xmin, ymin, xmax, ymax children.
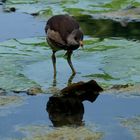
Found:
<box><xmin>0</xmin><ymin>93</ymin><xmax>140</xmax><ymax>139</ymax></box>
<box><xmin>0</xmin><ymin>1</ymin><xmax>140</xmax><ymax>139</ymax></box>
<box><xmin>0</xmin><ymin>12</ymin><xmax>45</xmax><ymax>42</ymax></box>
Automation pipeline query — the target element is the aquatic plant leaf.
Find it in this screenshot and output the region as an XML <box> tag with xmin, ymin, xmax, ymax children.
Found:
<box><xmin>79</xmin><ymin>38</ymin><xmax>140</xmax><ymax>89</ymax></box>
<box><xmin>83</xmin><ymin>73</ymin><xmax>118</xmax><ymax>81</ymax></box>
<box><xmin>0</xmin><ymin>37</ymin><xmax>49</xmax><ymax>91</ymax></box>
<box><xmin>5</xmin><ymin>0</ymin><xmax>140</xmax><ymax>17</ymax></box>
<box><xmin>6</xmin><ymin>0</ymin><xmax>38</xmax><ymax>4</ymax></box>
<box><xmin>102</xmin><ymin>0</ymin><xmax>140</xmax><ymax>10</ymax></box>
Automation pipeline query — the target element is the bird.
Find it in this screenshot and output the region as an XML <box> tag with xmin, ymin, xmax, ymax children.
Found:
<box><xmin>45</xmin><ymin>14</ymin><xmax>84</xmax><ymax>76</ymax></box>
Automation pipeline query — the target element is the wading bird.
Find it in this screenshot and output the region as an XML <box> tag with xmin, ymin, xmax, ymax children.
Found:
<box><xmin>45</xmin><ymin>15</ymin><xmax>83</xmax><ymax>76</ymax></box>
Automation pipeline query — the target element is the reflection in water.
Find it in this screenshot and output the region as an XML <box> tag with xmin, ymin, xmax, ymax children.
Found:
<box><xmin>67</xmin><ymin>73</ymin><xmax>76</xmax><ymax>86</ymax></box>
<box><xmin>75</xmin><ymin>15</ymin><xmax>140</xmax><ymax>40</ymax></box>
<box><xmin>52</xmin><ymin>73</ymin><xmax>76</xmax><ymax>87</ymax></box>
<box><xmin>47</xmin><ymin>97</ymin><xmax>84</xmax><ymax>127</ymax></box>
<box><xmin>61</xmin><ymin>80</ymin><xmax>102</xmax><ymax>102</ymax></box>
<box><xmin>47</xmin><ymin>80</ymin><xmax>101</xmax><ymax>127</ymax></box>
<box><xmin>52</xmin><ymin>74</ymin><xmax>57</xmax><ymax>87</ymax></box>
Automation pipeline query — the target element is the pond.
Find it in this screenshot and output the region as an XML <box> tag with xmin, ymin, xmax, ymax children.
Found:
<box><xmin>0</xmin><ymin>93</ymin><xmax>140</xmax><ymax>140</ymax></box>
<box><xmin>0</xmin><ymin>0</ymin><xmax>140</xmax><ymax>140</ymax></box>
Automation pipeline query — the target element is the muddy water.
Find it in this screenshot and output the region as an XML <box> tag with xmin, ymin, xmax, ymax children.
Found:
<box><xmin>0</xmin><ymin>1</ymin><xmax>140</xmax><ymax>140</ymax></box>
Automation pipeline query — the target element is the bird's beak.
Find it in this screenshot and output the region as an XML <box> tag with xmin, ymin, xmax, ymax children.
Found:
<box><xmin>79</xmin><ymin>40</ymin><xmax>83</xmax><ymax>47</ymax></box>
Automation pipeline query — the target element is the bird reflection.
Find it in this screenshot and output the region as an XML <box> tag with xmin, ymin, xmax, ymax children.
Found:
<box><xmin>46</xmin><ymin>80</ymin><xmax>102</xmax><ymax>127</ymax></box>
<box><xmin>67</xmin><ymin>73</ymin><xmax>76</xmax><ymax>86</ymax></box>
<box><xmin>52</xmin><ymin>73</ymin><xmax>76</xmax><ymax>87</ymax></box>
<box><xmin>47</xmin><ymin>96</ymin><xmax>84</xmax><ymax>127</ymax></box>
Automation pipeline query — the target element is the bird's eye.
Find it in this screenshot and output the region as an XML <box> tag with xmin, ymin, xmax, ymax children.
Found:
<box><xmin>74</xmin><ymin>37</ymin><xmax>78</xmax><ymax>40</ymax></box>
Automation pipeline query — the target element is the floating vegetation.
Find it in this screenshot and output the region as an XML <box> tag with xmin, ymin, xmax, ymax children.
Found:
<box><xmin>121</xmin><ymin>116</ymin><xmax>140</xmax><ymax>140</ymax></box>
<box><xmin>0</xmin><ymin>95</ymin><xmax>24</xmax><ymax>116</ymax></box>
<box><xmin>18</xmin><ymin>125</ymin><xmax>103</xmax><ymax>140</ymax></box>
<box><xmin>4</xmin><ymin>0</ymin><xmax>140</xmax><ymax>17</ymax></box>
<box><xmin>83</xmin><ymin>73</ymin><xmax>118</xmax><ymax>81</ymax></box>
<box><xmin>1</xmin><ymin>1</ymin><xmax>140</xmax><ymax>140</ymax></box>
<box><xmin>0</xmin><ymin>96</ymin><xmax>22</xmax><ymax>106</ymax></box>
<box><xmin>0</xmin><ymin>37</ymin><xmax>48</xmax><ymax>91</ymax></box>
<box><xmin>1</xmin><ymin>36</ymin><xmax>140</xmax><ymax>92</ymax></box>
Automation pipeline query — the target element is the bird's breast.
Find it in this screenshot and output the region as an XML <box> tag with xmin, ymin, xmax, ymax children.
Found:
<box><xmin>47</xmin><ymin>37</ymin><xmax>79</xmax><ymax>51</ymax></box>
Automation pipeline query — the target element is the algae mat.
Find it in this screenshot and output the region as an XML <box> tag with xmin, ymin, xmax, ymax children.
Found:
<box><xmin>4</xmin><ymin>0</ymin><xmax>140</xmax><ymax>17</ymax></box>
<box><xmin>1</xmin><ymin>36</ymin><xmax>140</xmax><ymax>95</ymax></box>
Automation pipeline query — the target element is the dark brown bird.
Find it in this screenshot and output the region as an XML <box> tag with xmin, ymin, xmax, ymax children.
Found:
<box><xmin>45</xmin><ymin>14</ymin><xmax>83</xmax><ymax>76</ymax></box>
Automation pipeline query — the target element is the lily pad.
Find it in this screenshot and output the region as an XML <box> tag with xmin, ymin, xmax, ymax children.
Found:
<box><xmin>93</xmin><ymin>7</ymin><xmax>140</xmax><ymax>23</ymax></box>
<box><xmin>5</xmin><ymin>0</ymin><xmax>139</xmax><ymax>17</ymax></box>
<box><xmin>1</xmin><ymin>36</ymin><xmax>140</xmax><ymax>95</ymax></box>
<box><xmin>83</xmin><ymin>73</ymin><xmax>118</xmax><ymax>81</ymax></box>
<box><xmin>102</xmin><ymin>0</ymin><xmax>140</xmax><ymax>10</ymax></box>
<box><xmin>0</xmin><ymin>37</ymin><xmax>48</xmax><ymax>91</ymax></box>
<box><xmin>81</xmin><ymin>38</ymin><xmax>140</xmax><ymax>88</ymax></box>
<box><xmin>6</xmin><ymin>0</ymin><xmax>38</xmax><ymax>4</ymax></box>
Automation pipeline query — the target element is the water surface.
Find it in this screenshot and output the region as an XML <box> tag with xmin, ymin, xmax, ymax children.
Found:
<box><xmin>0</xmin><ymin>0</ymin><xmax>140</xmax><ymax>139</ymax></box>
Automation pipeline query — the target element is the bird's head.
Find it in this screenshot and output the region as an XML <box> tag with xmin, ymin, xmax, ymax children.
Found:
<box><xmin>67</xmin><ymin>29</ymin><xmax>83</xmax><ymax>47</ymax></box>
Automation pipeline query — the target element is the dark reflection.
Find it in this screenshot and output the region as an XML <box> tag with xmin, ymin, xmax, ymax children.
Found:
<box><xmin>67</xmin><ymin>73</ymin><xmax>76</xmax><ymax>86</ymax></box>
<box><xmin>47</xmin><ymin>96</ymin><xmax>84</xmax><ymax>127</ymax></box>
<box><xmin>61</xmin><ymin>80</ymin><xmax>102</xmax><ymax>102</ymax></box>
<box><xmin>75</xmin><ymin>15</ymin><xmax>140</xmax><ymax>40</ymax></box>
<box><xmin>52</xmin><ymin>73</ymin><xmax>76</xmax><ymax>87</ymax></box>
<box><xmin>47</xmin><ymin>80</ymin><xmax>102</xmax><ymax>127</ymax></box>
<box><xmin>52</xmin><ymin>74</ymin><xmax>57</xmax><ymax>87</ymax></box>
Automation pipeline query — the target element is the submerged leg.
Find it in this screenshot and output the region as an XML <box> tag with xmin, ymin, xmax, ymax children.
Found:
<box><xmin>68</xmin><ymin>73</ymin><xmax>76</xmax><ymax>86</ymax></box>
<box><xmin>66</xmin><ymin>50</ymin><xmax>76</xmax><ymax>74</ymax></box>
<box><xmin>52</xmin><ymin>51</ymin><xmax>56</xmax><ymax>77</ymax></box>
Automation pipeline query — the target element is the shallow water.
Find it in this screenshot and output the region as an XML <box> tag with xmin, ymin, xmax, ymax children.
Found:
<box><xmin>0</xmin><ymin>12</ymin><xmax>45</xmax><ymax>42</ymax></box>
<box><xmin>0</xmin><ymin>0</ymin><xmax>140</xmax><ymax>139</ymax></box>
<box><xmin>0</xmin><ymin>93</ymin><xmax>140</xmax><ymax>140</ymax></box>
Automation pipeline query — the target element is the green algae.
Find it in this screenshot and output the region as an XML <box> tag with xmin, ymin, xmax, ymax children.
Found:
<box><xmin>83</xmin><ymin>73</ymin><xmax>118</xmax><ymax>81</ymax></box>
<box><xmin>1</xmin><ymin>36</ymin><xmax>140</xmax><ymax>94</ymax></box>
<box><xmin>102</xmin><ymin>0</ymin><xmax>140</xmax><ymax>10</ymax></box>
<box><xmin>1</xmin><ymin>1</ymin><xmax>140</xmax><ymax>140</ymax></box>
<box><xmin>0</xmin><ymin>37</ymin><xmax>48</xmax><ymax>91</ymax></box>
<box><xmin>6</xmin><ymin>0</ymin><xmax>38</xmax><ymax>4</ymax></box>
<box><xmin>5</xmin><ymin>0</ymin><xmax>140</xmax><ymax>17</ymax></box>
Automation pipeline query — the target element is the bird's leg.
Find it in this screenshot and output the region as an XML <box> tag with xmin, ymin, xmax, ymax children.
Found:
<box><xmin>52</xmin><ymin>51</ymin><xmax>57</xmax><ymax>78</ymax></box>
<box><xmin>68</xmin><ymin>73</ymin><xmax>76</xmax><ymax>86</ymax></box>
<box><xmin>66</xmin><ymin>50</ymin><xmax>76</xmax><ymax>74</ymax></box>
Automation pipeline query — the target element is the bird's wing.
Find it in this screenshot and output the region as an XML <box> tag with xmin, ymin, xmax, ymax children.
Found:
<box><xmin>46</xmin><ymin>15</ymin><xmax>79</xmax><ymax>42</ymax></box>
<box><xmin>47</xmin><ymin>28</ymin><xmax>66</xmax><ymax>45</ymax></box>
